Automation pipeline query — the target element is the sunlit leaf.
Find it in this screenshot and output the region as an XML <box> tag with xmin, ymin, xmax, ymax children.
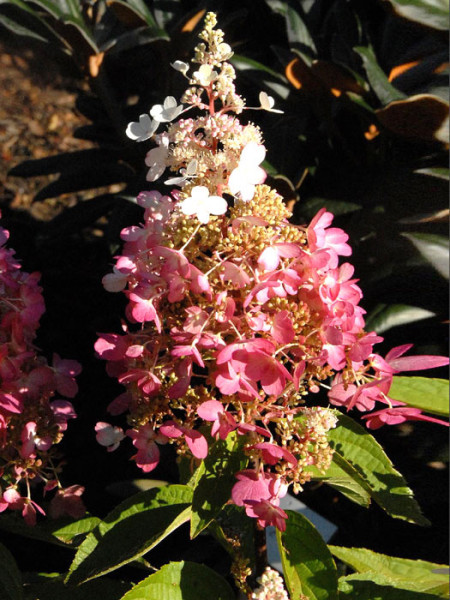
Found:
<box><xmin>414</xmin><ymin>167</ymin><xmax>449</xmax><ymax>180</ymax></box>
<box><xmin>402</xmin><ymin>232</ymin><xmax>449</xmax><ymax>278</ymax></box>
<box><xmin>330</xmin><ymin>546</ymin><xmax>449</xmax><ymax>596</ymax></box>
<box><xmin>389</xmin><ymin>377</ymin><xmax>449</xmax><ymax>417</ymax></box>
<box><xmin>119</xmin><ymin>561</ymin><xmax>235</xmax><ymax>600</ymax></box>
<box><xmin>338</xmin><ymin>576</ymin><xmax>445</xmax><ymax>599</ymax></box>
<box><xmin>382</xmin><ymin>0</ymin><xmax>449</xmax><ymax>31</ymax></box>
<box><xmin>310</xmin><ymin>456</ymin><xmax>372</xmax><ymax>507</ymax></box>
<box><xmin>66</xmin><ymin>485</ymin><xmax>193</xmax><ymax>585</ymax></box>
<box><xmin>365</xmin><ymin>304</ymin><xmax>435</xmax><ymax>333</ymax></box>
<box><xmin>329</xmin><ymin>414</ymin><xmax>429</xmax><ymax>525</ymax></box>
<box><xmin>276</xmin><ymin>511</ymin><xmax>338</xmax><ymax>599</ymax></box>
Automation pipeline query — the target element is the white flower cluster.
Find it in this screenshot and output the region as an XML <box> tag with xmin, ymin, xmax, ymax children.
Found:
<box><xmin>252</xmin><ymin>568</ymin><xmax>290</xmax><ymax>600</ymax></box>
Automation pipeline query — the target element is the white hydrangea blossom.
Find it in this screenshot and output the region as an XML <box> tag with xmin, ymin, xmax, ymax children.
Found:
<box><xmin>125</xmin><ymin>114</ymin><xmax>158</xmax><ymax>142</ymax></box>
<box><xmin>180</xmin><ymin>185</ymin><xmax>228</xmax><ymax>224</ymax></box>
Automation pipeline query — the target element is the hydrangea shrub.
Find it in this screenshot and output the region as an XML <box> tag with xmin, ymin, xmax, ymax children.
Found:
<box><xmin>95</xmin><ymin>12</ymin><xmax>448</xmax><ymax>540</ymax></box>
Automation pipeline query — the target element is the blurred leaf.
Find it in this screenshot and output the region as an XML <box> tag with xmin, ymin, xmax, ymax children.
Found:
<box><xmin>389</xmin><ymin>376</ymin><xmax>449</xmax><ymax>417</ymax></box>
<box><xmin>299</xmin><ymin>197</ymin><xmax>361</xmax><ymax>220</ymax></box>
<box><xmin>276</xmin><ymin>511</ymin><xmax>339</xmax><ymax>599</ymax></box>
<box><xmin>329</xmin><ymin>414</ymin><xmax>430</xmax><ymax>525</ymax></box>
<box><xmin>376</xmin><ymin>94</ymin><xmax>449</xmax><ymax>143</ymax></box>
<box><xmin>365</xmin><ymin>303</ymin><xmax>435</xmax><ymax>333</ymax></box>
<box><xmin>310</xmin><ymin>456</ymin><xmax>372</xmax><ymax>507</ymax></box>
<box><xmin>398</xmin><ymin>209</ymin><xmax>449</xmax><ymax>224</ymax></box>
<box><xmin>106</xmin><ymin>0</ymin><xmax>168</xmax><ymax>37</ymax></box>
<box><xmin>414</xmin><ymin>167</ymin><xmax>449</xmax><ymax>180</ymax></box>
<box><xmin>30</xmin><ymin>0</ymin><xmax>99</xmax><ymax>52</ymax></box>
<box><xmin>66</xmin><ymin>485</ymin><xmax>193</xmax><ymax>585</ymax></box>
<box><xmin>0</xmin><ymin>541</ymin><xmax>23</xmax><ymax>600</ymax></box>
<box><xmin>119</xmin><ymin>561</ymin><xmax>235</xmax><ymax>600</ymax></box>
<box><xmin>0</xmin><ymin>8</ymin><xmax>51</xmax><ymax>43</ymax></box>
<box><xmin>190</xmin><ymin>432</ymin><xmax>247</xmax><ymax>538</ymax></box>
<box><xmin>231</xmin><ymin>54</ymin><xmax>290</xmax><ymax>99</ymax></box>
<box><xmin>382</xmin><ymin>0</ymin><xmax>449</xmax><ymax>31</ymax></box>
<box><xmin>338</xmin><ymin>576</ymin><xmax>444</xmax><ymax>599</ymax></box>
<box><xmin>354</xmin><ymin>46</ymin><xmax>406</xmax><ymax>105</ymax></box>
<box><xmin>330</xmin><ymin>545</ymin><xmax>449</xmax><ymax>596</ymax></box>
<box><xmin>265</xmin><ymin>0</ymin><xmax>317</xmax><ymax>64</ymax></box>
<box><xmin>402</xmin><ymin>232</ymin><xmax>449</xmax><ymax>278</ymax></box>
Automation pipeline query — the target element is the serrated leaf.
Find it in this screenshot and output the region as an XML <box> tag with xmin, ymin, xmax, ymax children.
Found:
<box><xmin>330</xmin><ymin>546</ymin><xmax>449</xmax><ymax>596</ymax></box>
<box><xmin>50</xmin><ymin>516</ymin><xmax>102</xmax><ymax>544</ymax></box>
<box><xmin>310</xmin><ymin>456</ymin><xmax>371</xmax><ymax>507</ymax></box>
<box><xmin>329</xmin><ymin>414</ymin><xmax>429</xmax><ymax>525</ymax></box>
<box><xmin>338</xmin><ymin>576</ymin><xmax>444</xmax><ymax>599</ymax></box>
<box><xmin>365</xmin><ymin>304</ymin><xmax>435</xmax><ymax>333</ymax></box>
<box><xmin>402</xmin><ymin>232</ymin><xmax>449</xmax><ymax>279</ymax></box>
<box><xmin>119</xmin><ymin>561</ymin><xmax>235</xmax><ymax>600</ymax></box>
<box><xmin>276</xmin><ymin>510</ymin><xmax>339</xmax><ymax>600</ymax></box>
<box><xmin>66</xmin><ymin>485</ymin><xmax>193</xmax><ymax>585</ymax></box>
<box><xmin>190</xmin><ymin>432</ymin><xmax>247</xmax><ymax>538</ymax></box>
<box><xmin>0</xmin><ymin>541</ymin><xmax>23</xmax><ymax>600</ymax></box>
<box><xmin>354</xmin><ymin>46</ymin><xmax>406</xmax><ymax>105</ymax></box>
<box><xmin>389</xmin><ymin>377</ymin><xmax>449</xmax><ymax>417</ymax></box>
<box><xmin>382</xmin><ymin>0</ymin><xmax>449</xmax><ymax>31</ymax></box>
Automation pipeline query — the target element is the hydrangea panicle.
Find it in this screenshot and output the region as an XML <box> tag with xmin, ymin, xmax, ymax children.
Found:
<box><xmin>98</xmin><ymin>12</ymin><xmax>449</xmax><ymax>547</ymax></box>
<box><xmin>0</xmin><ymin>214</ymin><xmax>84</xmax><ymax>523</ymax></box>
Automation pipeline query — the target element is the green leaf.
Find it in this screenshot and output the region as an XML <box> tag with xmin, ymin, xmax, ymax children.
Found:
<box><xmin>231</xmin><ymin>54</ymin><xmax>290</xmax><ymax>99</ymax></box>
<box><xmin>354</xmin><ymin>46</ymin><xmax>406</xmax><ymax>105</ymax></box>
<box><xmin>265</xmin><ymin>0</ymin><xmax>317</xmax><ymax>64</ymax></box>
<box><xmin>402</xmin><ymin>233</ymin><xmax>449</xmax><ymax>279</ymax></box>
<box><xmin>389</xmin><ymin>377</ymin><xmax>449</xmax><ymax>418</ymax></box>
<box><xmin>119</xmin><ymin>561</ymin><xmax>235</xmax><ymax>600</ymax></box>
<box><xmin>310</xmin><ymin>456</ymin><xmax>371</xmax><ymax>507</ymax></box>
<box><xmin>365</xmin><ymin>304</ymin><xmax>435</xmax><ymax>333</ymax></box>
<box><xmin>107</xmin><ymin>0</ymin><xmax>168</xmax><ymax>37</ymax></box>
<box><xmin>66</xmin><ymin>485</ymin><xmax>193</xmax><ymax>585</ymax></box>
<box><xmin>414</xmin><ymin>167</ymin><xmax>449</xmax><ymax>180</ymax></box>
<box><xmin>190</xmin><ymin>431</ymin><xmax>247</xmax><ymax>538</ymax></box>
<box><xmin>338</xmin><ymin>576</ymin><xmax>444</xmax><ymax>599</ymax></box>
<box><xmin>0</xmin><ymin>9</ymin><xmax>50</xmax><ymax>43</ymax></box>
<box><xmin>381</xmin><ymin>0</ymin><xmax>449</xmax><ymax>31</ymax></box>
<box><xmin>299</xmin><ymin>197</ymin><xmax>362</xmax><ymax>220</ymax></box>
<box><xmin>276</xmin><ymin>511</ymin><xmax>339</xmax><ymax>600</ymax></box>
<box><xmin>328</xmin><ymin>414</ymin><xmax>429</xmax><ymax>525</ymax></box>
<box><xmin>50</xmin><ymin>516</ymin><xmax>102</xmax><ymax>545</ymax></box>
<box><xmin>0</xmin><ymin>541</ymin><xmax>23</xmax><ymax>600</ymax></box>
<box><xmin>330</xmin><ymin>546</ymin><xmax>449</xmax><ymax>596</ymax></box>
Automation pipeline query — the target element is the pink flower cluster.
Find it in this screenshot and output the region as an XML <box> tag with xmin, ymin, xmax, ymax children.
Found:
<box><xmin>96</xmin><ymin>14</ymin><xmax>448</xmax><ymax>532</ymax></box>
<box><xmin>0</xmin><ymin>216</ymin><xmax>84</xmax><ymax>525</ymax></box>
